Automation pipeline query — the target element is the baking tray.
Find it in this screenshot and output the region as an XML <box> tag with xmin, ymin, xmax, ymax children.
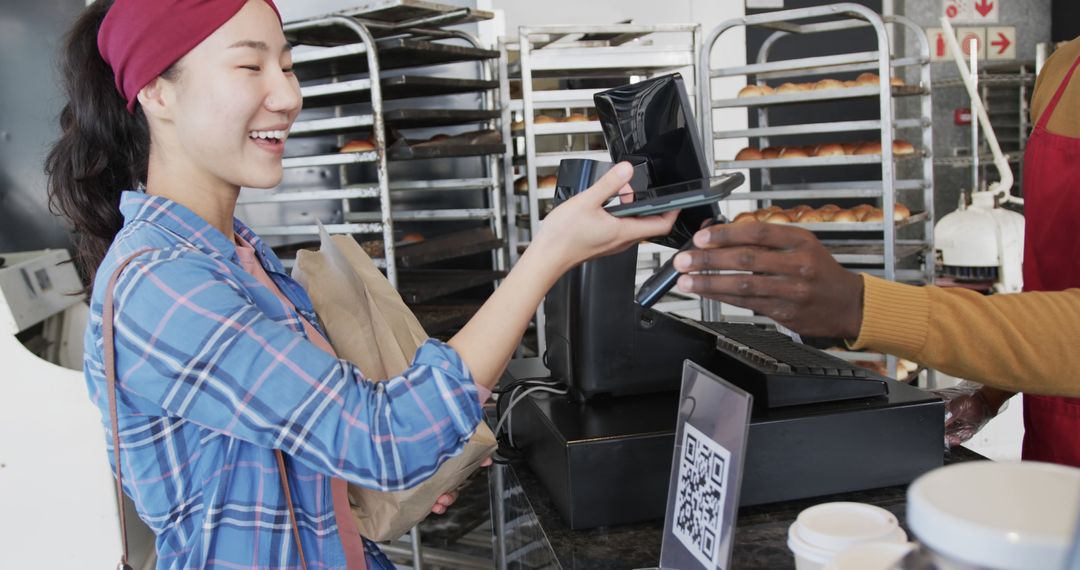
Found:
<box><xmin>287</xmin><ymin>1</ymin><xmax>494</xmax><ymax>46</ymax></box>
<box><xmin>301</xmin><ymin>76</ymin><xmax>499</xmax><ymax>108</ymax></box>
<box><xmin>823</xmin><ymin>242</ymin><xmax>926</xmax><ymax>265</ymax></box>
<box><xmin>289</xmin><ymin>109</ymin><xmax>499</xmax><ymax>138</ymax></box>
<box><xmin>791</xmin><ymin>211</ymin><xmax>929</xmax><ymax>232</ymax></box>
<box><xmin>397</xmin><ymin>228</ymin><xmax>504</xmax><ymax>267</ymax></box>
<box><xmin>389</xmin><ymin>142</ymin><xmax>505</xmax><ymax>160</ymax></box>
<box><xmin>411</xmin><ymin>303</ymin><xmax>481</xmax><ymax>336</ymax></box>
<box><xmin>711</xmin><ymin>85</ymin><xmax>925</xmax><ymax>109</ymax></box>
<box><xmin>294</xmin><ymin>38</ymin><xmax>499</xmax><ymax>81</ymax></box>
<box><xmin>397</xmin><ymin>269</ymin><xmax>506</xmax><ymax>304</ymax></box>
<box><xmin>714</xmin><ymin>152</ymin><xmax>922</xmax><ymax>170</ymax></box>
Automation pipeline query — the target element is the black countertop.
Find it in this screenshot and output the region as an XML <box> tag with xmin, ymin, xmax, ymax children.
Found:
<box><xmin>492</xmin><ymin>447</ymin><xmax>987</xmax><ymax>569</ymax></box>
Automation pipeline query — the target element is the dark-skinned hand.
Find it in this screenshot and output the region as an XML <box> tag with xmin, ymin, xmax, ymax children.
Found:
<box><xmin>673</xmin><ymin>221</ymin><xmax>865</xmax><ymax>339</ymax></box>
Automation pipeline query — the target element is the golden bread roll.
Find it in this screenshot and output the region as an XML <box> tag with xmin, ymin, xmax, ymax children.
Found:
<box><xmin>534</xmin><ymin>115</ymin><xmax>557</xmax><ymax>124</ymax></box>
<box><xmin>564</xmin><ymin>113</ymin><xmax>589</xmax><ymax>122</ymax></box>
<box><xmin>893</xmin><ymin>203</ymin><xmax>911</xmax><ymax>221</ymax></box>
<box><xmin>856</xmin><ymin>72</ymin><xmax>880</xmax><ymax>86</ymax></box>
<box><xmin>761</xmin><ymin>147</ymin><xmax>782</xmax><ymax>159</ymax></box>
<box><xmin>514</xmin><ymin>176</ymin><xmax>529</xmax><ymax>192</ymax></box>
<box><xmin>840</xmin><ymin>142</ymin><xmax>859</xmax><ymax>155</ymax></box>
<box><xmin>731</xmin><ymin>211</ymin><xmax>758</xmax><ymax>224</ymax></box>
<box><xmin>780</xmin><ymin>147</ymin><xmax>809</xmax><ymax>159</ymax></box>
<box><xmin>798</xmin><ymin>209</ymin><xmax>827</xmax><ymax>223</ymax></box>
<box><xmin>797</xmin><ymin>83</ymin><xmax>814</xmax><ymax>91</ymax></box>
<box><xmin>890</xmin><ymin>76</ymin><xmax>905</xmax><ymax>87</ymax></box>
<box><xmin>815</xmin><ymin>143</ymin><xmax>846</xmax><ymax>157</ymax></box>
<box><xmin>843</xmin><ymin>80</ymin><xmax>859</xmax><ymax>88</ymax></box>
<box><xmin>862</xmin><ymin>208</ymin><xmax>885</xmax><ymax>223</ymax></box>
<box><xmin>854</xmin><ymin>141</ymin><xmax>883</xmax><ymax>155</ymax></box>
<box><xmin>759</xmin><ymin>84</ymin><xmax>776</xmax><ymax>95</ymax></box>
<box><xmin>735</xmin><ymin>147</ymin><xmax>764</xmax><ymax>161</ymax></box>
<box><xmin>790</xmin><ymin>204</ymin><xmax>814</xmax><ymax>218</ymax></box>
<box><xmin>428</xmin><ymin>133</ymin><xmax>450</xmax><ymax>142</ymax></box>
<box><xmin>738</xmin><ymin>85</ymin><xmax>764</xmax><ymax>98</ymax></box>
<box><xmin>537</xmin><ymin>175</ymin><xmax>558</xmax><ymax>188</ymax></box>
<box><xmin>850</xmin><ymin>204</ymin><xmax>874</xmax><ymax>220</ymax></box>
<box><xmin>765</xmin><ymin>212</ymin><xmax>793</xmax><ymax>224</ymax></box>
<box><xmin>400</xmin><ymin>232</ymin><xmax>425</xmax><ymax>244</ymax></box>
<box><xmin>802</xmin><ymin>145</ymin><xmax>820</xmax><ymax>156</ymax></box>
<box><xmin>339</xmin><ymin>139</ymin><xmax>375</xmax><ymax>153</ymax></box>
<box><xmin>776</xmin><ymin>82</ymin><xmax>802</xmax><ymax>93</ymax></box>
<box><xmin>818</xmin><ymin>203</ymin><xmax>842</xmax><ymax>212</ymax></box>
<box><xmin>754</xmin><ymin>206</ymin><xmax>782</xmax><ymax>221</ymax></box>
<box><xmin>829</xmin><ymin>209</ymin><xmax>859</xmax><ymax>223</ymax></box>
<box><xmin>892</xmin><ymin>139</ymin><xmax>916</xmax><ymax>155</ymax></box>
<box><xmin>814</xmin><ymin>79</ymin><xmax>846</xmax><ymax>91</ymax></box>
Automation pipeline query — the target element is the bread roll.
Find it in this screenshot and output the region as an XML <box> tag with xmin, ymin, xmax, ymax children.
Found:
<box><xmin>564</xmin><ymin>113</ymin><xmax>589</xmax><ymax>122</ymax></box>
<box><xmin>339</xmin><ymin>139</ymin><xmax>375</xmax><ymax>153</ymax></box>
<box><xmin>843</xmin><ymin>80</ymin><xmax>859</xmax><ymax>88</ymax></box>
<box><xmin>830</xmin><ymin>209</ymin><xmax>859</xmax><ymax>223</ymax></box>
<box><xmin>856</xmin><ymin>72</ymin><xmax>880</xmax><ymax>86</ymax></box>
<box><xmin>759</xmin><ymin>84</ymin><xmax>776</xmax><ymax>95</ymax></box>
<box><xmin>893</xmin><ymin>203</ymin><xmax>911</xmax><ymax>221</ymax></box>
<box><xmin>776</xmin><ymin>82</ymin><xmax>802</xmax><ymax>94</ymax></box>
<box><xmin>797</xmin><ymin>83</ymin><xmax>814</xmax><ymax>91</ymax></box>
<box><xmin>890</xmin><ymin>76</ymin><xmax>905</xmax><ymax>87</ymax></box>
<box><xmin>816</xmin><ymin>143</ymin><xmax>845</xmax><ymax>157</ymax></box>
<box><xmin>840</xmin><ymin>142</ymin><xmax>859</xmax><ymax>155</ymax></box>
<box><xmin>854</xmin><ymin>141</ymin><xmax>883</xmax><ymax>155</ymax></box>
<box><xmin>511</xmin><ymin>120</ymin><xmax>524</xmax><ymax>131</ymax></box>
<box><xmin>732</xmin><ymin>211</ymin><xmax>758</xmax><ymax>224</ymax></box>
<box><xmin>534</xmin><ymin>115</ymin><xmax>557</xmax><ymax>124</ymax></box>
<box><xmin>802</xmin><ymin>145</ymin><xmax>820</xmax><ymax>156</ymax></box>
<box><xmin>862</xmin><ymin>208</ymin><xmax>885</xmax><ymax>223</ymax></box>
<box><xmin>537</xmin><ymin>175</ymin><xmax>558</xmax><ymax>188</ymax></box>
<box><xmin>765</xmin><ymin>212</ymin><xmax>793</xmax><ymax>224</ymax></box>
<box><xmin>814</xmin><ymin>79</ymin><xmax>845</xmax><ymax>91</ymax></box>
<box><xmin>850</xmin><ymin>204</ymin><xmax>874</xmax><ymax>220</ymax></box>
<box><xmin>738</xmin><ymin>85</ymin><xmax>764</xmax><ymax>98</ymax></box>
<box><xmin>428</xmin><ymin>133</ymin><xmax>450</xmax><ymax>142</ymax></box>
<box><xmin>798</xmin><ymin>209</ymin><xmax>826</xmax><ymax>223</ymax></box>
<box><xmin>818</xmin><ymin>204</ymin><xmax>841</xmax><ymax>212</ymax></box>
<box><xmin>514</xmin><ymin>176</ymin><xmax>529</xmax><ymax>192</ymax></box>
<box><xmin>755</xmin><ymin>206</ymin><xmax>782</xmax><ymax>221</ymax></box>
<box><xmin>761</xmin><ymin>147</ymin><xmax>782</xmax><ymax>159</ymax></box>
<box><xmin>780</xmin><ymin>147</ymin><xmax>809</xmax><ymax>159</ymax></box>
<box><xmin>892</xmin><ymin>139</ymin><xmax>916</xmax><ymax>155</ymax></box>
<box><xmin>790</xmin><ymin>204</ymin><xmax>814</xmax><ymax>219</ymax></box>
<box><xmin>735</xmin><ymin>147</ymin><xmax>764</xmax><ymax>161</ymax></box>
<box><xmin>400</xmin><ymin>232</ymin><xmax>425</xmax><ymax>245</ymax></box>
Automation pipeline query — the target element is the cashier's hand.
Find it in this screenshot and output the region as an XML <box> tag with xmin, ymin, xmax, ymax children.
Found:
<box><xmin>534</xmin><ymin>161</ymin><xmax>678</xmax><ymax>271</ymax></box>
<box><xmin>429</xmin><ymin>457</ymin><xmax>494</xmax><ymax>515</ymax></box>
<box><xmin>673</xmin><ymin>222</ymin><xmax>865</xmax><ymax>339</ymax></box>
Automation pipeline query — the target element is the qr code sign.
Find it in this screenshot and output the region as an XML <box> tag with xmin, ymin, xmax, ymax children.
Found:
<box><xmin>672</xmin><ymin>422</ymin><xmax>731</xmax><ymax>569</ymax></box>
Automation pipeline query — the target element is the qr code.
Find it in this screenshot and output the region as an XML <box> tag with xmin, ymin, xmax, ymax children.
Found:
<box><xmin>672</xmin><ymin>422</ymin><xmax>731</xmax><ymax>569</ymax></box>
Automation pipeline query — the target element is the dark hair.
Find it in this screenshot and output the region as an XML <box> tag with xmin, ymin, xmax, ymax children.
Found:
<box><xmin>44</xmin><ymin>0</ymin><xmax>177</xmax><ymax>292</ymax></box>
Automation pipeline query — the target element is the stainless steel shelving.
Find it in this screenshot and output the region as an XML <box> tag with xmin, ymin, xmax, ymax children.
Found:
<box><xmin>501</xmin><ymin>24</ymin><xmax>702</xmax><ymax>353</ymax></box>
<box><xmin>244</xmin><ymin>1</ymin><xmax>507</xmax><ymax>315</ymax></box>
<box><xmin>699</xmin><ymin>3</ymin><xmax>937</xmax><ymax>378</ymax></box>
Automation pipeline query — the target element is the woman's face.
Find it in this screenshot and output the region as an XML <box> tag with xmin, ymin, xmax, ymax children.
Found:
<box><xmin>160</xmin><ymin>0</ymin><xmax>301</xmax><ymax>190</ymax></box>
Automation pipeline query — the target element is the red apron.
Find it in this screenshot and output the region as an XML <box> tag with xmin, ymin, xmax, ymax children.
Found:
<box><xmin>1020</xmin><ymin>51</ymin><xmax>1080</xmax><ymax>467</ymax></box>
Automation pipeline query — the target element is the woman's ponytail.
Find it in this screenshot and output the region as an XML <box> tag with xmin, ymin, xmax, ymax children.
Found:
<box><xmin>44</xmin><ymin>0</ymin><xmax>149</xmax><ymax>291</ymax></box>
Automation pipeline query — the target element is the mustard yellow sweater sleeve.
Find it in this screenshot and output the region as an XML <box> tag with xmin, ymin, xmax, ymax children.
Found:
<box><xmin>850</xmin><ymin>275</ymin><xmax>1080</xmax><ymax>397</ymax></box>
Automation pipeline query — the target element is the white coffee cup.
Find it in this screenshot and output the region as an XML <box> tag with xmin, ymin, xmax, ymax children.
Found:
<box><xmin>823</xmin><ymin>541</ymin><xmax>915</xmax><ymax>570</ymax></box>
<box><xmin>787</xmin><ymin>502</ymin><xmax>908</xmax><ymax>570</ymax></box>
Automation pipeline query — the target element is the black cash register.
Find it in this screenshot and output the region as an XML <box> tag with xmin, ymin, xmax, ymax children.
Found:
<box><xmin>507</xmin><ymin>74</ymin><xmax>944</xmax><ymax>530</ymax></box>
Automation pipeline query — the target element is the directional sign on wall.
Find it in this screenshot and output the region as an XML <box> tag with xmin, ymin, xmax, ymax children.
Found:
<box><xmin>986</xmin><ymin>26</ymin><xmax>1016</xmax><ymax>60</ymax></box>
<box><xmin>943</xmin><ymin>0</ymin><xmax>1000</xmax><ymax>24</ymax></box>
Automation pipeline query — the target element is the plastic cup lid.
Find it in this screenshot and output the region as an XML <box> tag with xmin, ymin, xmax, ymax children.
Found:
<box><xmin>907</xmin><ymin>461</ymin><xmax>1080</xmax><ymax>570</ymax></box>
<box><xmin>796</xmin><ymin>502</ymin><xmax>902</xmax><ymax>550</ymax></box>
<box><xmin>823</xmin><ymin>542</ymin><xmax>915</xmax><ymax>570</ymax></box>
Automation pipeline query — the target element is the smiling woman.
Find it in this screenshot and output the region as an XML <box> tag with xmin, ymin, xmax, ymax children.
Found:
<box><xmin>42</xmin><ymin>1</ymin><xmax>677</xmax><ymax>569</ymax></box>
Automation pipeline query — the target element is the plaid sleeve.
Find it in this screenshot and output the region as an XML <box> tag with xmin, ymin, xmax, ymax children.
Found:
<box><xmin>108</xmin><ymin>249</ymin><xmax>482</xmax><ymax>490</ymax></box>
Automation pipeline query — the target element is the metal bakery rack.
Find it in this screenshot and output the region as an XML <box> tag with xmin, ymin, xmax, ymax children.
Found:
<box><xmin>500</xmin><ymin>23</ymin><xmax>702</xmax><ymax>354</ymax></box>
<box><xmin>699</xmin><ymin>3</ymin><xmax>936</xmax><ymax>378</ymax></box>
<box><xmin>239</xmin><ymin>0</ymin><xmax>509</xmax><ymax>336</ymax></box>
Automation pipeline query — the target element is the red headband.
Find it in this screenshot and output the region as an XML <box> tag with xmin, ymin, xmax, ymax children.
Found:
<box><xmin>98</xmin><ymin>0</ymin><xmax>283</xmax><ymax>114</ymax></box>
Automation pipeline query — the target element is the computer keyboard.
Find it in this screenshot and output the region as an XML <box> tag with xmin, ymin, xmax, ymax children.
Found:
<box><xmin>702</xmin><ymin>322</ymin><xmax>889</xmax><ymax>408</ymax></box>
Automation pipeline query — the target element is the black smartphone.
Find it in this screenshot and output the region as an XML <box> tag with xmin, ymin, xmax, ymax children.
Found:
<box><xmin>605</xmin><ymin>173</ymin><xmax>744</xmax><ymax>218</ymax></box>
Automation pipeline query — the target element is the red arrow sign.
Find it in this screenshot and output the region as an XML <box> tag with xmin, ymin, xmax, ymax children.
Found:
<box><xmin>991</xmin><ymin>32</ymin><xmax>1011</xmax><ymax>55</ymax></box>
<box><xmin>975</xmin><ymin>0</ymin><xmax>994</xmax><ymax>17</ymax></box>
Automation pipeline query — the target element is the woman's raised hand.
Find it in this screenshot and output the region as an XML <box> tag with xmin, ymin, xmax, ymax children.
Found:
<box><xmin>532</xmin><ymin>161</ymin><xmax>678</xmax><ymax>272</ymax></box>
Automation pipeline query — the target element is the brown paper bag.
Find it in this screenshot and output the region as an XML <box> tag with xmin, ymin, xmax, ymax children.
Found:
<box><xmin>292</xmin><ymin>225</ymin><xmax>497</xmax><ymax>542</ymax></box>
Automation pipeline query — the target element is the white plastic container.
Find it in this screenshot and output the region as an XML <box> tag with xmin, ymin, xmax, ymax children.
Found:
<box><xmin>787</xmin><ymin>502</ymin><xmax>908</xmax><ymax>570</ymax></box>
<box><xmin>823</xmin><ymin>542</ymin><xmax>915</xmax><ymax>570</ymax></box>
<box><xmin>907</xmin><ymin>461</ymin><xmax>1080</xmax><ymax>570</ymax></box>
